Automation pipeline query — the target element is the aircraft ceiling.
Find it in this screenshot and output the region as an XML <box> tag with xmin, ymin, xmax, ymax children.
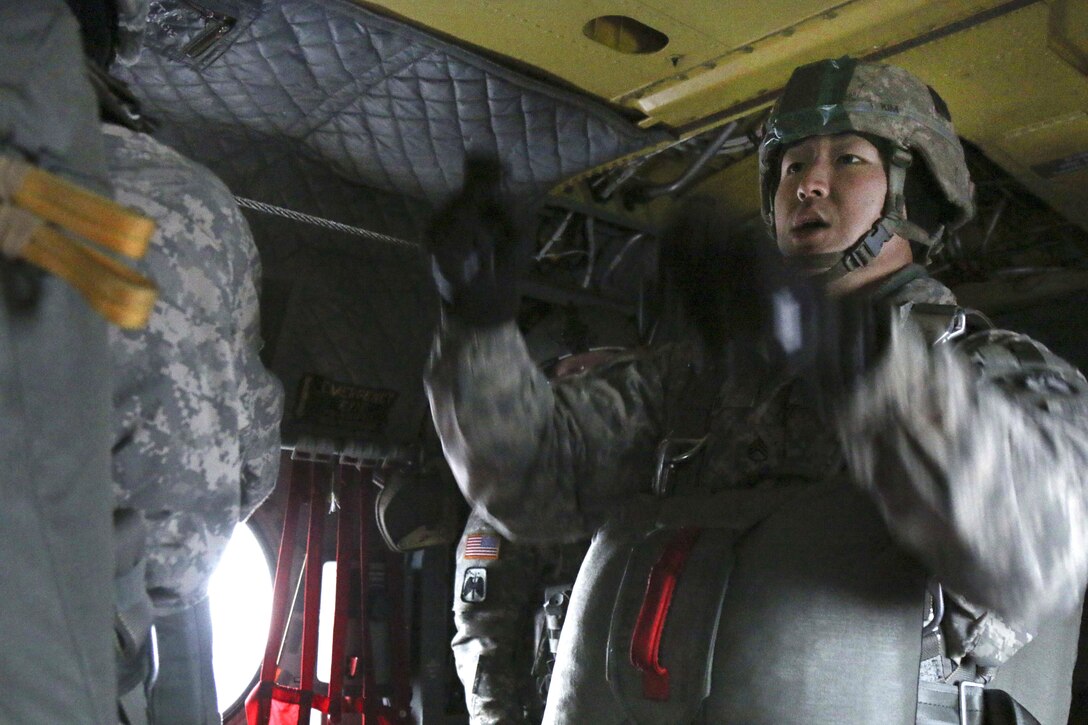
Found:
<box><xmin>117</xmin><ymin>0</ymin><xmax>1088</xmax><ymax>453</ymax></box>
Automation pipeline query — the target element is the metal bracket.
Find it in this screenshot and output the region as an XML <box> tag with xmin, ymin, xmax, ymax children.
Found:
<box><xmin>922</xmin><ymin>579</ymin><xmax>945</xmax><ymax>636</ymax></box>
<box><xmin>934</xmin><ymin>308</ymin><xmax>968</xmax><ymax>346</ymax></box>
<box><xmin>652</xmin><ymin>436</ymin><xmax>707</xmax><ymax>497</ymax></box>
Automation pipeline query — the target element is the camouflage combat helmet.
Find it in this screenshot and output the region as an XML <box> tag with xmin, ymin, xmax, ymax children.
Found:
<box><xmin>758</xmin><ymin>57</ymin><xmax>974</xmax><ymax>273</ymax></box>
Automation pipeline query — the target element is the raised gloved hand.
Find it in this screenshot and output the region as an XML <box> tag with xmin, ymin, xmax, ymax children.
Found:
<box><xmin>427</xmin><ymin>156</ymin><xmax>530</xmax><ymax>326</ymax></box>
<box><xmin>658</xmin><ymin>199</ymin><xmax>882</xmax><ymax>408</ymax></box>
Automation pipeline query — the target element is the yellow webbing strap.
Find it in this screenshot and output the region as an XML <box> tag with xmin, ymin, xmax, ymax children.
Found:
<box><xmin>0</xmin><ymin>155</ymin><xmax>157</xmax><ymax>328</ymax></box>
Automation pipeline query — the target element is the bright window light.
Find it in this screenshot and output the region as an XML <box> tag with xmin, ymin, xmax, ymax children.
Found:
<box><xmin>208</xmin><ymin>522</ymin><xmax>274</xmax><ymax>714</ymax></box>
<box><xmin>317</xmin><ymin>561</ymin><xmax>337</xmax><ymax>683</ymax></box>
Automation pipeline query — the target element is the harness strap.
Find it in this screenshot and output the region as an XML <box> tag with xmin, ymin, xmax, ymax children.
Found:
<box><xmin>629</xmin><ymin>526</ymin><xmax>702</xmax><ymax>701</ymax></box>
<box><xmin>917</xmin><ymin>681</ymin><xmax>984</xmax><ymax>725</ymax></box>
<box><xmin>118</xmin><ymin>681</ymin><xmax>149</xmax><ymax>725</ymax></box>
<box><xmin>0</xmin><ymin>155</ymin><xmax>157</xmax><ymax>328</ymax></box>
<box><xmin>0</xmin><ymin>156</ymin><xmax>154</xmax><ymax>256</ymax></box>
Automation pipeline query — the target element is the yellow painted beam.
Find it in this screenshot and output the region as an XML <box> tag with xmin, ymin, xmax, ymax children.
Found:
<box><xmin>889</xmin><ymin>1</ymin><xmax>1088</xmax><ymax>231</ymax></box>
<box><xmin>625</xmin><ymin>0</ymin><xmax>1010</xmax><ymax>128</ymax></box>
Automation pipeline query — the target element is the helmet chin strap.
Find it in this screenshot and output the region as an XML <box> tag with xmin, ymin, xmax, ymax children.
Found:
<box><xmin>788</xmin><ymin>143</ymin><xmax>937</xmax><ymax>285</ymax></box>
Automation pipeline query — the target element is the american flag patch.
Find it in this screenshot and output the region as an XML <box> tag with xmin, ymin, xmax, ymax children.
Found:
<box><xmin>463</xmin><ymin>532</ymin><xmax>501</xmax><ymax>560</ymax></box>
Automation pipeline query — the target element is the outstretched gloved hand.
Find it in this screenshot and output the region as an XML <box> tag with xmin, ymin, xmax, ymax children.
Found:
<box><xmin>427</xmin><ymin>157</ymin><xmax>530</xmax><ymax>327</ymax></box>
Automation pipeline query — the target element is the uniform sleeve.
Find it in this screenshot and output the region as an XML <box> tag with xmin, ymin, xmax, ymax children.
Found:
<box><xmin>424</xmin><ymin>314</ymin><xmax>670</xmax><ymax>543</ymax></box>
<box><xmin>840</xmin><ymin>320</ymin><xmax>1088</xmax><ymax>627</ymax></box>
<box><xmin>451</xmin><ymin>511</ymin><xmax>542</xmax><ymax>724</ymax></box>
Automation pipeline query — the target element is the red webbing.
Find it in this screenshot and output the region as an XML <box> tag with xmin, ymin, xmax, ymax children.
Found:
<box><xmin>629</xmin><ymin>527</ymin><xmax>702</xmax><ymax>701</ymax></box>
<box><xmin>295</xmin><ymin>461</ymin><xmax>327</xmax><ymax>725</ymax></box>
<box><xmin>326</xmin><ymin>466</ymin><xmax>362</xmax><ymax>723</ymax></box>
<box><xmin>249</xmin><ymin>460</ymin><xmax>414</xmax><ymax>725</ymax></box>
<box><xmin>358</xmin><ymin>467</ymin><xmax>379</xmax><ymax>724</ymax></box>
<box><xmin>254</xmin><ymin>458</ymin><xmax>307</xmax><ymax>725</ymax></box>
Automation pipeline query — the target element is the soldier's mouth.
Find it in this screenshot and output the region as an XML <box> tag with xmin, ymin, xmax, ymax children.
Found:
<box><xmin>792</xmin><ymin>219</ymin><xmax>830</xmax><ymax>233</ymax></box>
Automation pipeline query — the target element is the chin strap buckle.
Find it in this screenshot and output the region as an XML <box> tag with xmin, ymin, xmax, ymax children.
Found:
<box><xmin>841</xmin><ymin>222</ymin><xmax>894</xmax><ymax>272</ymax></box>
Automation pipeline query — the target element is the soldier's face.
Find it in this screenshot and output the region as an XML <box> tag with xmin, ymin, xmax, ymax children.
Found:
<box><xmin>773</xmin><ymin>133</ymin><xmax>887</xmax><ymax>257</ymax></box>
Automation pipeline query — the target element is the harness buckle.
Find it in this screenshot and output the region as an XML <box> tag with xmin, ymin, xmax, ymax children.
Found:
<box><xmin>652</xmin><ymin>436</ymin><xmax>707</xmax><ymax>497</ymax></box>
<box><xmin>957</xmin><ymin>680</ymin><xmax>985</xmax><ymax>725</ymax></box>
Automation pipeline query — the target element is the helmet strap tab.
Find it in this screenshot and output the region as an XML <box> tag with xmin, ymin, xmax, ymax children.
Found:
<box><xmin>884</xmin><ymin>144</ymin><xmax>913</xmax><ymax>220</ymax></box>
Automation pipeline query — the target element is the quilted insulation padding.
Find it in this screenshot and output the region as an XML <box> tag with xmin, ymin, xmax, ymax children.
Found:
<box><xmin>116</xmin><ymin>0</ymin><xmax>663</xmax><ymax>450</ymax></box>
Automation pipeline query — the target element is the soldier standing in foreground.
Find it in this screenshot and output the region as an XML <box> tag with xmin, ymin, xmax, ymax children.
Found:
<box><xmin>105</xmin><ymin>119</ymin><xmax>284</xmax><ymax>723</ymax></box>
<box><xmin>425</xmin><ymin>58</ymin><xmax>1088</xmax><ymax>723</ymax></box>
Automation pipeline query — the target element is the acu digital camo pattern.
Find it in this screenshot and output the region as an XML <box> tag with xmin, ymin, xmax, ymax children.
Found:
<box><xmin>425</xmin><ymin>269</ymin><xmax>1088</xmax><ymax>679</ymax></box>
<box><xmin>104</xmin><ymin>123</ymin><xmax>284</xmax><ymax>614</ymax></box>
<box><xmin>452</xmin><ymin>510</ymin><xmax>588</xmax><ymax>724</ymax></box>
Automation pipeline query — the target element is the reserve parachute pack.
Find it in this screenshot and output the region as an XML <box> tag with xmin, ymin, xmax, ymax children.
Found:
<box><xmin>547</xmin><ymin>303</ymin><xmax>1080</xmax><ymax>724</ymax></box>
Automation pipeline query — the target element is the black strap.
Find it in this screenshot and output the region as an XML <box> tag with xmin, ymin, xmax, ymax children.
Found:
<box><xmin>916</xmin><ymin>681</ymin><xmax>1043</xmax><ymax>725</ymax></box>
<box><xmin>982</xmin><ymin>690</ymin><xmax>1044</xmax><ymax>725</ymax></box>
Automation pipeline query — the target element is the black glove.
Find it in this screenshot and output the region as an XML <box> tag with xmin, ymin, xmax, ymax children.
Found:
<box><xmin>658</xmin><ymin>199</ymin><xmax>814</xmax><ymax>355</ymax></box>
<box><xmin>658</xmin><ymin>199</ymin><xmax>883</xmax><ymax>408</ymax></box>
<box><xmin>427</xmin><ymin>157</ymin><xmax>530</xmax><ymax>326</ymax></box>
<box><xmin>767</xmin><ymin>275</ymin><xmax>884</xmax><ymax>414</ymax></box>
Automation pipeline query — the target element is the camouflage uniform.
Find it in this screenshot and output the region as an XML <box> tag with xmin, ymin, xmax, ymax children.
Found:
<box><xmin>0</xmin><ymin>2</ymin><xmax>118</xmax><ymax>723</ymax></box>
<box><xmin>452</xmin><ymin>510</ymin><xmax>588</xmax><ymax>724</ymax></box>
<box><xmin>105</xmin><ymin>122</ymin><xmax>284</xmax><ymax>614</ymax></box>
<box><xmin>425</xmin><ymin>262</ymin><xmax>1088</xmax><ymax>721</ymax></box>
<box><xmin>104</xmin><ymin>122</ymin><xmax>283</xmax><ymax>721</ymax></box>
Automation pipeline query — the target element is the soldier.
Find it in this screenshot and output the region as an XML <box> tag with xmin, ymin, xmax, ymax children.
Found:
<box><xmin>424</xmin><ymin>58</ymin><xmax>1088</xmax><ymax>723</ymax></box>
<box><xmin>65</xmin><ymin>1</ymin><xmax>285</xmax><ymax>721</ymax></box>
<box><xmin>452</xmin><ymin>510</ymin><xmax>587</xmax><ymax>724</ymax></box>
<box><xmin>105</xmin><ymin>120</ymin><xmax>284</xmax><ymax>723</ymax></box>
<box><xmin>451</xmin><ymin>348</ymin><xmax>624</xmax><ymax>725</ymax></box>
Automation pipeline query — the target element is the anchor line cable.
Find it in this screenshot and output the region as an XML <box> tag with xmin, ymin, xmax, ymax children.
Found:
<box><xmin>234</xmin><ymin>196</ymin><xmax>421</xmax><ymax>250</ymax></box>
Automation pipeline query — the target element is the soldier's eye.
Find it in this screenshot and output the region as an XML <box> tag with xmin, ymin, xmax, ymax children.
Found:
<box><xmin>839</xmin><ymin>153</ymin><xmax>863</xmax><ymax>165</ymax></box>
<box><xmin>782</xmin><ymin>161</ymin><xmax>804</xmax><ymax>176</ymax></box>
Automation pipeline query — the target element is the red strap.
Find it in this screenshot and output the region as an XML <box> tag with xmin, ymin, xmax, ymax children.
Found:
<box><xmin>255</xmin><ymin>458</ymin><xmax>308</xmax><ymax>725</ymax></box>
<box><xmin>326</xmin><ymin>464</ymin><xmax>360</xmax><ymax>723</ymax></box>
<box><xmin>296</xmin><ymin>461</ymin><xmax>327</xmax><ymax>725</ymax></box>
<box><xmin>629</xmin><ymin>527</ymin><xmax>702</xmax><ymax>701</ymax></box>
